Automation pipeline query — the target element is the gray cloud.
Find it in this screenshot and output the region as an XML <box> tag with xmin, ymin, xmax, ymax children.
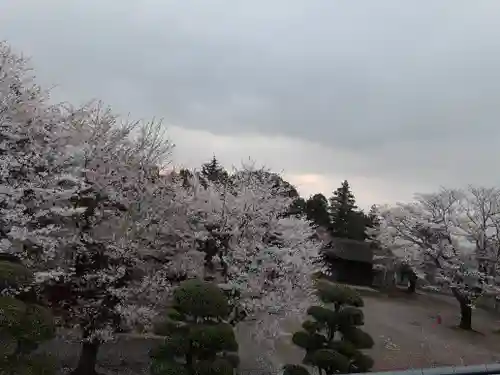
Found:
<box><xmin>2</xmin><ymin>0</ymin><xmax>500</xmax><ymax>202</ymax></box>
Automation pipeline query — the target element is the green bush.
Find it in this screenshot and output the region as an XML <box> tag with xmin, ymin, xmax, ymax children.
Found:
<box><xmin>0</xmin><ymin>261</ymin><xmax>33</xmax><ymax>290</ymax></box>
<box><xmin>284</xmin><ymin>280</ymin><xmax>374</xmax><ymax>375</ymax></box>
<box><xmin>151</xmin><ymin>279</ymin><xmax>239</xmax><ymax>375</ymax></box>
<box><xmin>0</xmin><ymin>260</ymin><xmax>56</xmax><ymax>375</ymax></box>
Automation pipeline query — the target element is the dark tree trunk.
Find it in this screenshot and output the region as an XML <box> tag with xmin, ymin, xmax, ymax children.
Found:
<box><xmin>451</xmin><ymin>288</ymin><xmax>473</xmax><ymax>330</ymax></box>
<box><xmin>72</xmin><ymin>341</ymin><xmax>100</xmax><ymax>375</ymax></box>
<box><xmin>407</xmin><ymin>278</ymin><xmax>416</xmax><ymax>294</ymax></box>
<box><xmin>459</xmin><ymin>302</ymin><xmax>472</xmax><ymax>330</ymax></box>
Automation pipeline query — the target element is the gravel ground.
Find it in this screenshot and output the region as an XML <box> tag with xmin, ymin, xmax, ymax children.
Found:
<box><xmin>362</xmin><ymin>292</ymin><xmax>500</xmax><ymax>370</ymax></box>
<box><xmin>270</xmin><ymin>291</ymin><xmax>500</xmax><ymax>371</ymax></box>
<box><xmin>39</xmin><ymin>291</ymin><xmax>500</xmax><ymax>374</ymax></box>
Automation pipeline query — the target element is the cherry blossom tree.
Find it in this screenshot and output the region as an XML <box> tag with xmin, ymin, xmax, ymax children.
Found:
<box><xmin>454</xmin><ymin>186</ymin><xmax>500</xmax><ymax>279</ymax></box>
<box><xmin>375</xmin><ymin>188</ymin><xmax>500</xmax><ymax>330</ymax></box>
<box><xmin>0</xmin><ymin>42</ymin><xmax>206</xmax><ymax>375</ymax></box>
<box><xmin>37</xmin><ymin>106</ymin><xmax>209</xmax><ymax>375</ymax></box>
<box><xmin>0</xmin><ymin>41</ymin><xmax>83</xmax><ymax>266</ymax></box>
<box><xmin>178</xmin><ymin>166</ymin><xmax>321</xmax><ymax>371</ymax></box>
<box><xmin>183</xmin><ymin>167</ymin><xmax>320</xmax><ymax>312</ymax></box>
<box><xmin>1</xmin><ymin>40</ymin><xmax>322</xmax><ymax>374</ymax></box>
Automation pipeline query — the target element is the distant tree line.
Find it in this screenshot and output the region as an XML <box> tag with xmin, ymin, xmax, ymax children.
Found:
<box><xmin>293</xmin><ymin>180</ymin><xmax>379</xmax><ymax>242</ymax></box>
<box><xmin>176</xmin><ymin>156</ymin><xmax>379</xmax><ymax>242</ymax></box>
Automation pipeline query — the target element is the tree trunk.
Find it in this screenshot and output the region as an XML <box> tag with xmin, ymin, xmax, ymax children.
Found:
<box><xmin>452</xmin><ymin>287</ymin><xmax>473</xmax><ymax>330</ymax></box>
<box><xmin>72</xmin><ymin>341</ymin><xmax>100</xmax><ymax>375</ymax></box>
<box><xmin>407</xmin><ymin>278</ymin><xmax>416</xmax><ymax>294</ymax></box>
<box><xmin>459</xmin><ymin>302</ymin><xmax>472</xmax><ymax>330</ymax></box>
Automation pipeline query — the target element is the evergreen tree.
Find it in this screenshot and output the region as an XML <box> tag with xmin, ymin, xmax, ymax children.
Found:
<box><xmin>305</xmin><ymin>194</ymin><xmax>331</xmax><ymax>229</ymax></box>
<box><xmin>347</xmin><ymin>211</ymin><xmax>368</xmax><ymax>242</ymax></box>
<box><xmin>200</xmin><ymin>156</ymin><xmax>229</xmax><ymax>186</ymax></box>
<box><xmin>0</xmin><ymin>256</ymin><xmax>56</xmax><ymax>374</ymax></box>
<box><xmin>151</xmin><ymin>279</ymin><xmax>239</xmax><ymax>375</ymax></box>
<box><xmin>284</xmin><ymin>279</ymin><xmax>374</xmax><ymax>375</ymax></box>
<box><xmin>268</xmin><ymin>174</ymin><xmax>303</xmax><ymax>218</ymax></box>
<box><xmin>289</xmin><ymin>197</ymin><xmax>307</xmax><ymax>218</ymax></box>
<box><xmin>328</xmin><ymin>181</ymin><xmax>360</xmax><ymax>239</ymax></box>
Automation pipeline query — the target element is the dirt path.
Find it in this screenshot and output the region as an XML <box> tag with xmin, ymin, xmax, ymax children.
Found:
<box><xmin>271</xmin><ymin>291</ymin><xmax>500</xmax><ymax>371</ymax></box>
<box><xmin>363</xmin><ymin>293</ymin><xmax>500</xmax><ymax>370</ymax></box>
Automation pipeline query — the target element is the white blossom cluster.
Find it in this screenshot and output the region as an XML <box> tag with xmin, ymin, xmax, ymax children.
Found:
<box><xmin>0</xmin><ymin>41</ymin><xmax>321</xmax><ymax>348</ymax></box>
<box><xmin>372</xmin><ymin>187</ymin><xmax>500</xmax><ymax>304</ymax></box>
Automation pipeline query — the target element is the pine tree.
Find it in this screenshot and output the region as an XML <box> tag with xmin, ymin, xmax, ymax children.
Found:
<box><xmin>288</xmin><ymin>197</ymin><xmax>306</xmax><ymax>218</ymax></box>
<box><xmin>328</xmin><ymin>181</ymin><xmax>359</xmax><ymax>239</ymax></box>
<box><xmin>284</xmin><ymin>279</ymin><xmax>374</xmax><ymax>375</ymax></box>
<box><xmin>305</xmin><ymin>194</ymin><xmax>331</xmax><ymax>229</ymax></box>
<box><xmin>151</xmin><ymin>279</ymin><xmax>239</xmax><ymax>375</ymax></box>
<box><xmin>347</xmin><ymin>211</ymin><xmax>368</xmax><ymax>242</ymax></box>
<box><xmin>0</xmin><ymin>255</ymin><xmax>56</xmax><ymax>374</ymax></box>
<box><xmin>200</xmin><ymin>156</ymin><xmax>229</xmax><ymax>186</ymax></box>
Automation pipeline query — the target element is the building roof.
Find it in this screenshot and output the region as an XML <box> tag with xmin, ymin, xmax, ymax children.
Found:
<box><xmin>322</xmin><ymin>237</ymin><xmax>374</xmax><ymax>263</ymax></box>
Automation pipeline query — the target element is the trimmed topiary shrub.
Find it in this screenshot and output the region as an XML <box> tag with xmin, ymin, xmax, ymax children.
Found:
<box><xmin>0</xmin><ymin>258</ymin><xmax>56</xmax><ymax>375</ymax></box>
<box><xmin>150</xmin><ymin>279</ymin><xmax>239</xmax><ymax>375</ymax></box>
<box><xmin>284</xmin><ymin>280</ymin><xmax>374</xmax><ymax>375</ymax></box>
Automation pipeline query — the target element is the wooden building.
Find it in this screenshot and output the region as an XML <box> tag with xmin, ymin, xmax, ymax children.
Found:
<box><xmin>321</xmin><ymin>237</ymin><xmax>374</xmax><ymax>286</ymax></box>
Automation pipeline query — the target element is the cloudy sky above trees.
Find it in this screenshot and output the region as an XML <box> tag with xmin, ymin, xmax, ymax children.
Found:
<box><xmin>2</xmin><ymin>0</ymin><xmax>500</xmax><ymax>209</ymax></box>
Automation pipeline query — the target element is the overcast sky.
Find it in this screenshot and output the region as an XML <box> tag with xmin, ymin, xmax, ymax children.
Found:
<box><xmin>2</xmin><ymin>1</ymin><xmax>500</xmax><ymax>209</ymax></box>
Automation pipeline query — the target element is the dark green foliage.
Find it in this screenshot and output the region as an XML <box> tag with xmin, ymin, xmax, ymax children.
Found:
<box><xmin>316</xmin><ymin>279</ymin><xmax>364</xmax><ymax>307</ymax></box>
<box><xmin>328</xmin><ymin>181</ymin><xmax>369</xmax><ymax>241</ymax></box>
<box><xmin>305</xmin><ymin>194</ymin><xmax>331</xmax><ymax>229</ymax></box>
<box><xmin>173</xmin><ymin>279</ymin><xmax>231</xmax><ymax>319</ymax></box>
<box><xmin>348</xmin><ymin>211</ymin><xmax>370</xmax><ymax>242</ymax></box>
<box><xmin>189</xmin><ymin>323</ymin><xmax>238</xmax><ymax>352</ymax></box>
<box><xmin>0</xmin><ymin>260</ymin><xmax>33</xmax><ymax>290</ymax></box>
<box><xmin>329</xmin><ymin>180</ymin><xmax>358</xmax><ymax>238</ymax></box>
<box><xmin>1</xmin><ymin>354</ymin><xmax>57</xmax><ymax>375</ymax></box>
<box><xmin>285</xmin><ymin>280</ymin><xmax>374</xmax><ymax>374</ymax></box>
<box><xmin>151</xmin><ymin>280</ymin><xmax>239</xmax><ymax>375</ymax></box>
<box><xmin>289</xmin><ymin>197</ymin><xmax>306</xmax><ymax>218</ymax></box>
<box><xmin>311</xmin><ymin>349</ymin><xmax>350</xmax><ymax>373</ymax></box>
<box><xmin>340</xmin><ymin>328</ymin><xmax>374</xmax><ymax>350</ymax></box>
<box><xmin>193</xmin><ymin>358</ymin><xmax>233</xmax><ymax>375</ymax></box>
<box><xmin>302</xmin><ymin>320</ymin><xmax>322</xmax><ymax>334</ymax></box>
<box><xmin>0</xmin><ymin>260</ymin><xmax>56</xmax><ymax>375</ymax></box>
<box><xmin>151</xmin><ymin>334</ymin><xmax>190</xmax><ymax>359</ymax></box>
<box><xmin>283</xmin><ymin>364</ymin><xmax>311</xmax><ymax>375</ymax></box>
<box><xmin>306</xmin><ymin>306</ymin><xmax>337</xmax><ymax>327</ymax></box>
<box><xmin>200</xmin><ymin>156</ymin><xmax>229</xmax><ymax>187</ymax></box>
<box><xmin>268</xmin><ymin>173</ymin><xmax>299</xmax><ymax>200</ymax></box>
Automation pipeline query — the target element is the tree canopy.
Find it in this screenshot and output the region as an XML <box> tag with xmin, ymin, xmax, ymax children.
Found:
<box><xmin>0</xmin><ymin>41</ymin><xmax>322</xmax><ymax>375</ymax></box>
<box><xmin>374</xmin><ymin>187</ymin><xmax>500</xmax><ymax>330</ymax></box>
